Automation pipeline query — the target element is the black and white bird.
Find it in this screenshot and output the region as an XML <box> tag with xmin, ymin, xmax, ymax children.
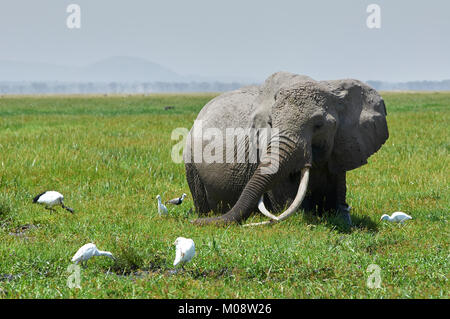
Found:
<box><xmin>173</xmin><ymin>237</ymin><xmax>195</xmax><ymax>268</ymax></box>
<box><xmin>165</xmin><ymin>193</ymin><xmax>187</xmax><ymax>206</ymax></box>
<box><xmin>71</xmin><ymin>243</ymin><xmax>115</xmax><ymax>267</ymax></box>
<box><xmin>32</xmin><ymin>191</ymin><xmax>74</xmax><ymax>213</ymax></box>
<box><xmin>156</xmin><ymin>195</ymin><xmax>168</xmax><ymax>216</ymax></box>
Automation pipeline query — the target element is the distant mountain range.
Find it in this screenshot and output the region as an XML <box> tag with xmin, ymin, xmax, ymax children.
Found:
<box><xmin>0</xmin><ymin>56</ymin><xmax>184</xmax><ymax>82</ymax></box>
<box><xmin>0</xmin><ymin>57</ymin><xmax>449</xmax><ymax>93</ymax></box>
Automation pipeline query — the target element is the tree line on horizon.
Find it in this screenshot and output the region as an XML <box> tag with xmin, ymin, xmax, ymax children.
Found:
<box><xmin>0</xmin><ymin>81</ymin><xmax>248</xmax><ymax>95</ymax></box>
<box><xmin>0</xmin><ymin>80</ymin><xmax>449</xmax><ymax>95</ymax></box>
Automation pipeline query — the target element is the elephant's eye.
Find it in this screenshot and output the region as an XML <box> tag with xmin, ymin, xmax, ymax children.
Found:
<box><xmin>313</xmin><ymin>122</ymin><xmax>323</xmax><ymax>131</ymax></box>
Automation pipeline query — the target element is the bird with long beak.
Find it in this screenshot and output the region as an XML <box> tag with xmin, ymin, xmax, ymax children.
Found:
<box><xmin>33</xmin><ymin>191</ymin><xmax>74</xmax><ymax>213</ymax></box>
<box><xmin>380</xmin><ymin>211</ymin><xmax>412</xmax><ymax>223</ymax></box>
<box><xmin>71</xmin><ymin>243</ymin><xmax>115</xmax><ymax>267</ymax></box>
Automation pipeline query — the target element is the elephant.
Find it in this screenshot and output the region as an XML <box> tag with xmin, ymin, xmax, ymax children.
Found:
<box><xmin>183</xmin><ymin>72</ymin><xmax>389</xmax><ymax>226</ymax></box>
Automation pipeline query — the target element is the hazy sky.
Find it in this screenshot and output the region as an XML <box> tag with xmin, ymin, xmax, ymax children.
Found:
<box><xmin>1</xmin><ymin>0</ymin><xmax>449</xmax><ymax>82</ymax></box>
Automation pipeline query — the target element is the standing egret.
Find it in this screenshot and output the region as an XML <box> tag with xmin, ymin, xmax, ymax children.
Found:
<box><xmin>173</xmin><ymin>237</ymin><xmax>195</xmax><ymax>269</ymax></box>
<box><xmin>380</xmin><ymin>212</ymin><xmax>412</xmax><ymax>223</ymax></box>
<box><xmin>165</xmin><ymin>193</ymin><xmax>187</xmax><ymax>206</ymax></box>
<box><xmin>156</xmin><ymin>195</ymin><xmax>168</xmax><ymax>216</ymax></box>
<box><xmin>71</xmin><ymin>243</ymin><xmax>115</xmax><ymax>267</ymax></box>
<box><xmin>33</xmin><ymin>191</ymin><xmax>74</xmax><ymax>213</ymax></box>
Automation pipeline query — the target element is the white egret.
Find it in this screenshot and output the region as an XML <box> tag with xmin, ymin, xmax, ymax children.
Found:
<box><xmin>71</xmin><ymin>243</ymin><xmax>115</xmax><ymax>267</ymax></box>
<box><xmin>173</xmin><ymin>237</ymin><xmax>195</xmax><ymax>269</ymax></box>
<box><xmin>157</xmin><ymin>195</ymin><xmax>168</xmax><ymax>216</ymax></box>
<box><xmin>380</xmin><ymin>212</ymin><xmax>412</xmax><ymax>223</ymax></box>
<box><xmin>165</xmin><ymin>193</ymin><xmax>187</xmax><ymax>206</ymax></box>
<box><xmin>33</xmin><ymin>191</ymin><xmax>74</xmax><ymax>213</ymax></box>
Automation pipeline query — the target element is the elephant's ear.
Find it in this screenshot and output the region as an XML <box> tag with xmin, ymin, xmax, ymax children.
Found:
<box><xmin>328</xmin><ymin>80</ymin><xmax>389</xmax><ymax>172</ymax></box>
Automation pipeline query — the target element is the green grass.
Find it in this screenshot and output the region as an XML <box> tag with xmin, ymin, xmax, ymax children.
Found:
<box><xmin>0</xmin><ymin>92</ymin><xmax>448</xmax><ymax>298</ymax></box>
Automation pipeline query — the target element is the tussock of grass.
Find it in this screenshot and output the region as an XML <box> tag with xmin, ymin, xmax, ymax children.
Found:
<box><xmin>0</xmin><ymin>195</ymin><xmax>14</xmax><ymax>229</ymax></box>
<box><xmin>0</xmin><ymin>201</ymin><xmax>10</xmax><ymax>218</ymax></box>
<box><xmin>111</xmin><ymin>246</ymin><xmax>144</xmax><ymax>275</ymax></box>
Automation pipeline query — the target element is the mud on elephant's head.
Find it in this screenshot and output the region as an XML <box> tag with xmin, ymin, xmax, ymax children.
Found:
<box><xmin>261</xmin><ymin>78</ymin><xmax>388</xmax><ymax>175</ymax></box>
<box><xmin>194</xmin><ymin>73</ymin><xmax>389</xmax><ymax>226</ymax></box>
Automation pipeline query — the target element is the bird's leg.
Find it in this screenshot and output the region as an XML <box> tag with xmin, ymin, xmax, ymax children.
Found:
<box><xmin>45</xmin><ymin>206</ymin><xmax>56</xmax><ymax>212</ymax></box>
<box><xmin>335</xmin><ymin>171</ymin><xmax>352</xmax><ymax>226</ymax></box>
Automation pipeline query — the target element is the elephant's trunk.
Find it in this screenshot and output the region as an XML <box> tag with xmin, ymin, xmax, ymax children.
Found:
<box><xmin>192</xmin><ymin>132</ymin><xmax>311</xmax><ymax>226</ymax></box>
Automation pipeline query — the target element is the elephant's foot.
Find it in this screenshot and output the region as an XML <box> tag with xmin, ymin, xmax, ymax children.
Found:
<box><xmin>336</xmin><ymin>204</ymin><xmax>352</xmax><ymax>226</ymax></box>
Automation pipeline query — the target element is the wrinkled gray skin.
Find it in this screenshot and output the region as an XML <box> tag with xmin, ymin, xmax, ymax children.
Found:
<box><xmin>184</xmin><ymin>72</ymin><xmax>389</xmax><ymax>226</ymax></box>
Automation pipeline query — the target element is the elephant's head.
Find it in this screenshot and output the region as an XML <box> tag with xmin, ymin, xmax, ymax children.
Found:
<box><xmin>193</xmin><ymin>74</ymin><xmax>388</xmax><ymax>226</ymax></box>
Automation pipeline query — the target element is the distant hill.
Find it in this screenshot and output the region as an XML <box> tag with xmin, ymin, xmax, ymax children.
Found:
<box><xmin>0</xmin><ymin>56</ymin><xmax>182</xmax><ymax>82</ymax></box>
<box><xmin>81</xmin><ymin>56</ymin><xmax>182</xmax><ymax>82</ymax></box>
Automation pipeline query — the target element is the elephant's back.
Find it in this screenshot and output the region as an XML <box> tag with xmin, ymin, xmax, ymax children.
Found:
<box><xmin>195</xmin><ymin>85</ymin><xmax>260</xmax><ymax>129</ymax></box>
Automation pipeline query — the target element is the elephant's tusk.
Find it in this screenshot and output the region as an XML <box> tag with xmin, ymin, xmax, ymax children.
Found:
<box><xmin>243</xmin><ymin>165</ymin><xmax>310</xmax><ymax>227</ymax></box>
<box><xmin>274</xmin><ymin>165</ymin><xmax>310</xmax><ymax>222</ymax></box>
<box><xmin>257</xmin><ymin>196</ymin><xmax>280</xmax><ymax>221</ymax></box>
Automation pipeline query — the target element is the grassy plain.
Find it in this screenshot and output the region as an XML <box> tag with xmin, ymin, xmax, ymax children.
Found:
<box><xmin>0</xmin><ymin>92</ymin><xmax>448</xmax><ymax>298</ymax></box>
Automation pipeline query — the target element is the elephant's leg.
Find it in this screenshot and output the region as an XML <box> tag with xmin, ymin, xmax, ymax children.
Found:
<box><xmin>300</xmin><ymin>193</ymin><xmax>314</xmax><ymax>213</ymax></box>
<box><xmin>185</xmin><ymin>163</ymin><xmax>211</xmax><ymax>216</ymax></box>
<box><xmin>323</xmin><ymin>173</ymin><xmax>337</xmax><ymax>213</ymax></box>
<box><xmin>335</xmin><ymin>171</ymin><xmax>352</xmax><ymax>226</ymax></box>
<box><xmin>303</xmin><ymin>167</ymin><xmax>328</xmax><ymax>216</ymax></box>
<box><xmin>312</xmin><ymin>191</ymin><xmax>325</xmax><ymax>216</ymax></box>
<box><xmin>305</xmin><ymin>169</ymin><xmax>350</xmax><ymax>226</ymax></box>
